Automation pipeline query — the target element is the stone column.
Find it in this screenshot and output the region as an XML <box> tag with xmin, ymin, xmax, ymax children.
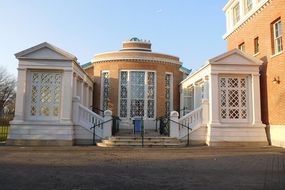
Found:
<box><xmin>103</xmin><ymin>110</ymin><xmax>112</xmax><ymax>138</ymax></box>
<box><xmin>72</xmin><ymin>96</ymin><xmax>80</xmax><ymax>125</ymax></box>
<box><xmin>203</xmin><ymin>76</ymin><xmax>209</xmax><ymax>100</ymax></box>
<box><xmin>73</xmin><ymin>73</ymin><xmax>77</xmax><ymax>97</ymax></box>
<box><xmin>194</xmin><ymin>84</ymin><xmax>200</xmax><ymax>109</ymax></box>
<box><xmin>209</xmin><ymin>73</ymin><xmax>220</xmax><ymax>125</ymax></box>
<box><xmin>85</xmin><ymin>83</ymin><xmax>89</xmax><ymax>107</ymax></box>
<box><xmin>251</xmin><ymin>74</ymin><xmax>262</xmax><ymax>126</ymax></box>
<box><xmin>170</xmin><ymin>111</ymin><xmax>179</xmax><ymax>138</ymax></box>
<box><xmin>89</xmin><ymin>87</ymin><xmax>93</xmax><ymax>109</ymax></box>
<box><xmin>202</xmin><ymin>99</ymin><xmax>209</xmax><ymax>125</ymax></box>
<box><xmin>80</xmin><ymin>79</ymin><xmax>84</xmax><ymax>105</ymax></box>
<box><xmin>61</xmin><ymin>69</ymin><xmax>73</xmax><ymax>123</ymax></box>
<box><xmin>180</xmin><ymin>85</ymin><xmax>184</xmax><ymax>116</ymax></box>
<box><xmin>83</xmin><ymin>83</ymin><xmax>86</xmax><ymax>106</ymax></box>
<box><xmin>13</xmin><ymin>68</ymin><xmax>27</xmax><ymax>121</ymax></box>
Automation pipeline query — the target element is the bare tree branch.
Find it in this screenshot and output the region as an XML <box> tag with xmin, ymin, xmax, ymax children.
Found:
<box><xmin>0</xmin><ymin>67</ymin><xmax>16</xmax><ymax>116</ymax></box>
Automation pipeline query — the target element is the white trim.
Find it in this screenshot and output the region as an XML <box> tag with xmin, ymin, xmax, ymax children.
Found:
<box><xmin>94</xmin><ymin>50</ymin><xmax>179</xmax><ymax>59</ymax></box>
<box><xmin>26</xmin><ymin>70</ymin><xmax>63</xmax><ymax>121</ymax></box>
<box><xmin>100</xmin><ymin>70</ymin><xmax>110</xmax><ymax>112</ymax></box>
<box><xmin>253</xmin><ymin>52</ymin><xmax>260</xmax><ymax>57</ymax></box>
<box><xmin>272</xmin><ymin>18</ymin><xmax>283</xmax><ymax>55</ymax></box>
<box><xmin>181</xmin><ymin>85</ymin><xmax>194</xmax><ymax>116</ymax></box>
<box><xmin>118</xmin><ymin>70</ymin><xmax>157</xmax><ymax>121</ymax></box>
<box><xmin>121</xmin><ymin>48</ymin><xmax>151</xmax><ymax>51</ymax></box>
<box><xmin>92</xmin><ymin>56</ymin><xmax>181</xmax><ymax>65</ymax></box>
<box><xmin>92</xmin><ymin>51</ymin><xmax>180</xmax><ymax>64</ymax></box>
<box><xmin>15</xmin><ymin>42</ymin><xmax>77</xmax><ymax>60</ymax></box>
<box><xmin>180</xmin><ymin>49</ymin><xmax>262</xmax><ymax>85</ymax></box>
<box><xmin>219</xmin><ymin>75</ymin><xmax>250</xmax><ymax>123</ymax></box>
<box><xmin>270</xmin><ymin>50</ymin><xmax>283</xmax><ymax>58</ymax></box>
<box><xmin>165</xmin><ymin>72</ymin><xmax>173</xmax><ymax>116</ymax></box>
<box><xmin>223</xmin><ymin>0</ymin><xmax>270</xmax><ymax>39</ymax></box>
<box><xmin>122</xmin><ymin>41</ymin><xmax>151</xmax><ymax>45</ymax></box>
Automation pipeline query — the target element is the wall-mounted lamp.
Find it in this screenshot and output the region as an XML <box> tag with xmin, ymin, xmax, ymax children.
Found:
<box><xmin>272</xmin><ymin>76</ymin><xmax>280</xmax><ymax>84</ymax></box>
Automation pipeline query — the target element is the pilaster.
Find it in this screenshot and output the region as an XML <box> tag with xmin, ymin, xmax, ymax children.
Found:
<box><xmin>13</xmin><ymin>68</ymin><xmax>27</xmax><ymax>121</ymax></box>
<box><xmin>61</xmin><ymin>69</ymin><xmax>73</xmax><ymax>123</ymax></box>
<box><xmin>251</xmin><ymin>74</ymin><xmax>263</xmax><ymax>126</ymax></box>
<box><xmin>209</xmin><ymin>73</ymin><xmax>220</xmax><ymax>125</ymax></box>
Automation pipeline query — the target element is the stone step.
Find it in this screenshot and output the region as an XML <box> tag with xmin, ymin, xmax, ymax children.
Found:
<box><xmin>103</xmin><ymin>138</ymin><xmax>180</xmax><ymax>143</ymax></box>
<box><xmin>97</xmin><ymin>136</ymin><xmax>186</xmax><ymax>148</ymax></box>
<box><xmin>109</xmin><ymin>136</ymin><xmax>177</xmax><ymax>140</ymax></box>
<box><xmin>97</xmin><ymin>142</ymin><xmax>186</xmax><ymax>148</ymax></box>
<box><xmin>116</xmin><ymin>130</ymin><xmax>161</xmax><ymax>137</ymax></box>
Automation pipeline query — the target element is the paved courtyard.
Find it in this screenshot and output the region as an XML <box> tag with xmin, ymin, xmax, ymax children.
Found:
<box><xmin>0</xmin><ymin>146</ymin><xmax>284</xmax><ymax>190</ymax></box>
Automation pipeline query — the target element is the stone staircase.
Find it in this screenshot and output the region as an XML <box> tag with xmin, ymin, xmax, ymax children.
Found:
<box><xmin>97</xmin><ymin>136</ymin><xmax>186</xmax><ymax>147</ymax></box>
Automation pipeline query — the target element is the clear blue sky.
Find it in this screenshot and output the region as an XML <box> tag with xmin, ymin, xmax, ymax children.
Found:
<box><xmin>0</xmin><ymin>0</ymin><xmax>228</xmax><ymax>77</ymax></box>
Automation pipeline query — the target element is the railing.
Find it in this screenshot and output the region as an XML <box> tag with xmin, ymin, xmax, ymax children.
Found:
<box><xmin>169</xmin><ymin>99</ymin><xmax>209</xmax><ymax>145</ymax></box>
<box><xmin>178</xmin><ymin>106</ymin><xmax>203</xmax><ymax>139</ymax></box>
<box><xmin>78</xmin><ymin>104</ymin><xmax>104</xmax><ymax>138</ymax></box>
<box><xmin>73</xmin><ymin>96</ymin><xmax>113</xmax><ymax>145</ymax></box>
<box><xmin>170</xmin><ymin>118</ymin><xmax>192</xmax><ymax>146</ymax></box>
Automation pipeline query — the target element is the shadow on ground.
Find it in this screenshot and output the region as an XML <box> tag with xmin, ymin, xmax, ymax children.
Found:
<box><xmin>0</xmin><ymin>146</ymin><xmax>284</xmax><ymax>190</ymax></box>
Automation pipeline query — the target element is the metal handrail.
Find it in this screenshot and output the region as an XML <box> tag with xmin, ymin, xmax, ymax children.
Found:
<box><xmin>168</xmin><ymin>118</ymin><xmax>192</xmax><ymax>146</ymax></box>
<box><xmin>90</xmin><ymin>119</ymin><xmax>113</xmax><ymax>130</ymax></box>
<box><xmin>168</xmin><ymin>118</ymin><xmax>193</xmax><ymax>130</ymax></box>
<box><xmin>89</xmin><ymin>106</ymin><xmax>105</xmax><ymax>115</ymax></box>
<box><xmin>90</xmin><ymin>117</ymin><xmax>121</xmax><ymax>145</ymax></box>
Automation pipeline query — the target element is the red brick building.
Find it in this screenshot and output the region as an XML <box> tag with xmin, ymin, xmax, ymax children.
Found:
<box><xmin>224</xmin><ymin>0</ymin><xmax>285</xmax><ymax>147</ymax></box>
<box><xmin>82</xmin><ymin>38</ymin><xmax>190</xmax><ymax>129</ymax></box>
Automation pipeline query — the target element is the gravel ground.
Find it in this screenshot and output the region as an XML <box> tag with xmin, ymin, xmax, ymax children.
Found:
<box><xmin>0</xmin><ymin>146</ymin><xmax>284</xmax><ymax>190</ymax></box>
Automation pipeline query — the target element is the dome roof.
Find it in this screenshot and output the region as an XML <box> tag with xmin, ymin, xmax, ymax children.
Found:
<box><xmin>130</xmin><ymin>37</ymin><xmax>140</xmax><ymax>42</ymax></box>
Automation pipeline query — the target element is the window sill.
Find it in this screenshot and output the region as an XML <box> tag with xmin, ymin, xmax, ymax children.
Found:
<box><xmin>270</xmin><ymin>51</ymin><xmax>283</xmax><ymax>58</ymax></box>
<box><xmin>253</xmin><ymin>52</ymin><xmax>260</xmax><ymax>57</ymax></box>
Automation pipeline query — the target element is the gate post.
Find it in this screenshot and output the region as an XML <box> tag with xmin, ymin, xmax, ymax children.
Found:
<box><xmin>170</xmin><ymin>111</ymin><xmax>179</xmax><ymax>138</ymax></box>
<box><xmin>103</xmin><ymin>110</ymin><xmax>112</xmax><ymax>138</ymax></box>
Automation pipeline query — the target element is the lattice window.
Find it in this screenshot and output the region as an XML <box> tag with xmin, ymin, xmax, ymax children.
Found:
<box><xmin>120</xmin><ymin>71</ymin><xmax>128</xmax><ymax>117</ymax></box>
<box><xmin>130</xmin><ymin>71</ymin><xmax>145</xmax><ymax>117</ymax></box>
<box><xmin>165</xmin><ymin>73</ymin><xmax>172</xmax><ymax>117</ymax></box>
<box><xmin>30</xmin><ymin>72</ymin><xmax>62</xmax><ymax>119</ymax></box>
<box><xmin>119</xmin><ymin>71</ymin><xmax>156</xmax><ymax>119</ymax></box>
<box><xmin>101</xmin><ymin>71</ymin><xmax>110</xmax><ymax>111</ymax></box>
<box><xmin>147</xmin><ymin>72</ymin><xmax>155</xmax><ymax>118</ymax></box>
<box><xmin>220</xmin><ymin>76</ymin><xmax>248</xmax><ymax>121</ymax></box>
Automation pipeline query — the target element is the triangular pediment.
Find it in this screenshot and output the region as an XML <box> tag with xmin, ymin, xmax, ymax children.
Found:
<box><xmin>209</xmin><ymin>49</ymin><xmax>263</xmax><ymax>65</ymax></box>
<box><xmin>15</xmin><ymin>42</ymin><xmax>77</xmax><ymax>61</ymax></box>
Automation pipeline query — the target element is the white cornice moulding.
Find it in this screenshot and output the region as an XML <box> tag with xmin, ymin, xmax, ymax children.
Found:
<box><xmin>92</xmin><ymin>56</ymin><xmax>182</xmax><ymax>65</ymax></box>
<box><xmin>223</xmin><ymin>0</ymin><xmax>271</xmax><ymax>39</ymax></box>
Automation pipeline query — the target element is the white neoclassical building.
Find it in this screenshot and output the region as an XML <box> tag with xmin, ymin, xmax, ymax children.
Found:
<box><xmin>7</xmin><ymin>42</ymin><xmax>268</xmax><ymax>146</ymax></box>
<box><xmin>7</xmin><ymin>42</ymin><xmax>112</xmax><ymax>146</ymax></box>
<box><xmin>177</xmin><ymin>49</ymin><xmax>267</xmax><ymax>145</ymax></box>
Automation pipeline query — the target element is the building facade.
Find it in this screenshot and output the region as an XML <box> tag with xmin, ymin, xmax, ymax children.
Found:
<box><xmin>224</xmin><ymin>0</ymin><xmax>285</xmax><ymax>147</ymax></box>
<box><xmin>7</xmin><ymin>2</ymin><xmax>285</xmax><ymax>147</ymax></box>
<box><xmin>82</xmin><ymin>38</ymin><xmax>188</xmax><ymax>129</ymax></box>
<box><xmin>179</xmin><ymin>49</ymin><xmax>267</xmax><ymax>146</ymax></box>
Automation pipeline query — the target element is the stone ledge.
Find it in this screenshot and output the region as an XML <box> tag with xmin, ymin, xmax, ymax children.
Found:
<box><xmin>208</xmin><ymin>141</ymin><xmax>269</xmax><ymax>147</ymax></box>
<box><xmin>74</xmin><ymin>139</ymin><xmax>95</xmax><ymax>145</ymax></box>
<box><xmin>6</xmin><ymin>139</ymin><xmax>74</xmax><ymax>146</ymax></box>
